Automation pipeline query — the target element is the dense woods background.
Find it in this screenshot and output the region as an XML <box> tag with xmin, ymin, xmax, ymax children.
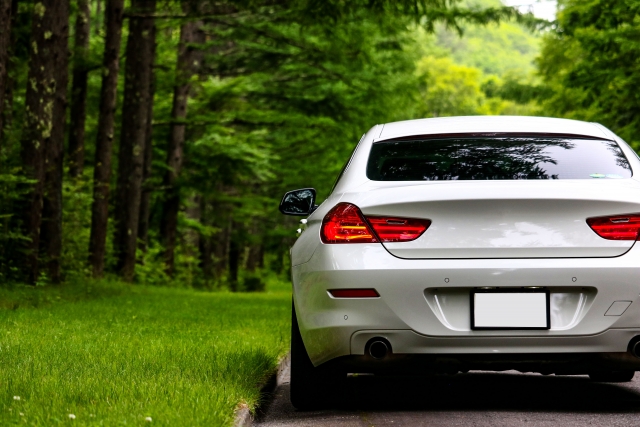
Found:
<box><xmin>0</xmin><ymin>0</ymin><xmax>637</xmax><ymax>290</ymax></box>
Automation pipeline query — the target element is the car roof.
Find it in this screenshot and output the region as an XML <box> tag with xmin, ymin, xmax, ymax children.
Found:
<box><xmin>376</xmin><ymin>116</ymin><xmax>611</xmax><ymax>141</ymax></box>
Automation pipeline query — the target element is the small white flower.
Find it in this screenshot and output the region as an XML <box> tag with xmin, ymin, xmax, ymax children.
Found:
<box><xmin>13</xmin><ymin>396</ymin><xmax>20</xmax><ymax>401</ymax></box>
<box><xmin>145</xmin><ymin>416</ymin><xmax>152</xmax><ymax>422</ymax></box>
<box><xmin>68</xmin><ymin>414</ymin><xmax>76</xmax><ymax>420</ymax></box>
<box><xmin>19</xmin><ymin>413</ymin><xmax>24</xmax><ymax>416</ymax></box>
<box><xmin>89</xmin><ymin>414</ymin><xmax>95</xmax><ymax>417</ymax></box>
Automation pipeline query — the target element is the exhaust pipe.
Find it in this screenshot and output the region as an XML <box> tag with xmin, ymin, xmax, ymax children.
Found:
<box><xmin>368</xmin><ymin>339</ymin><xmax>390</xmax><ymax>360</ymax></box>
<box><xmin>631</xmin><ymin>340</ymin><xmax>640</xmax><ymax>359</ymax></box>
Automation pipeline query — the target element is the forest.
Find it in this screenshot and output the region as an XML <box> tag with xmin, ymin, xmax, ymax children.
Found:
<box><xmin>0</xmin><ymin>0</ymin><xmax>637</xmax><ymax>290</ymax></box>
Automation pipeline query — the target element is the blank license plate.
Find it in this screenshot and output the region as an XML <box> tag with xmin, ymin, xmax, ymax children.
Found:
<box><xmin>471</xmin><ymin>290</ymin><xmax>550</xmax><ymax>330</ymax></box>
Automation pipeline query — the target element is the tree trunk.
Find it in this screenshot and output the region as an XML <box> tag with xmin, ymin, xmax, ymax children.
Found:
<box><xmin>88</xmin><ymin>0</ymin><xmax>125</xmax><ymax>278</ymax></box>
<box><xmin>228</xmin><ymin>234</ymin><xmax>239</xmax><ymax>292</ymax></box>
<box><xmin>184</xmin><ymin>193</ymin><xmax>201</xmax><ymax>255</ymax></box>
<box><xmin>246</xmin><ymin>244</ymin><xmax>264</xmax><ymax>272</ymax></box>
<box><xmin>113</xmin><ymin>0</ymin><xmax>156</xmax><ymax>281</ymax></box>
<box><xmin>0</xmin><ymin>0</ymin><xmax>15</xmax><ymax>275</ymax></box>
<box><xmin>40</xmin><ymin>0</ymin><xmax>70</xmax><ymax>284</ymax></box>
<box><xmin>40</xmin><ymin>10</ymin><xmax>69</xmax><ymax>283</ymax></box>
<box><xmin>214</xmin><ymin>217</ymin><xmax>231</xmax><ymax>280</ymax></box>
<box><xmin>160</xmin><ymin>19</ymin><xmax>201</xmax><ymax>277</ymax></box>
<box><xmin>0</xmin><ymin>0</ymin><xmax>13</xmax><ymax>141</ymax></box>
<box><xmin>67</xmin><ymin>0</ymin><xmax>91</xmax><ymax>178</ymax></box>
<box><xmin>198</xmin><ymin>199</ymin><xmax>213</xmax><ymax>282</ymax></box>
<box><xmin>95</xmin><ymin>0</ymin><xmax>102</xmax><ymax>36</ymax></box>
<box><xmin>0</xmin><ymin>0</ymin><xmax>18</xmax><ymax>148</ymax></box>
<box><xmin>137</xmin><ymin>22</ymin><xmax>157</xmax><ymax>252</ymax></box>
<box><xmin>20</xmin><ymin>0</ymin><xmax>70</xmax><ymax>283</ymax></box>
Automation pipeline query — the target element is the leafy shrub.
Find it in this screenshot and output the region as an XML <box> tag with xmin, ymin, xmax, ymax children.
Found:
<box><xmin>243</xmin><ymin>272</ymin><xmax>266</xmax><ymax>292</ymax></box>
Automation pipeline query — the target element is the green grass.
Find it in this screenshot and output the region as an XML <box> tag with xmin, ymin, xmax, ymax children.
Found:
<box><xmin>0</xmin><ymin>281</ymin><xmax>291</xmax><ymax>426</ymax></box>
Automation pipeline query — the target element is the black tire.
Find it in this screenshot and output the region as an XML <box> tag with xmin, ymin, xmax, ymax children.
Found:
<box><xmin>290</xmin><ymin>301</ymin><xmax>342</xmax><ymax>410</ymax></box>
<box><xmin>589</xmin><ymin>370</ymin><xmax>635</xmax><ymax>382</ymax></box>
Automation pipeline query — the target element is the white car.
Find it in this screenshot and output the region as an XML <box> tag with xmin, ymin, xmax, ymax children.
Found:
<box><xmin>279</xmin><ymin>116</ymin><xmax>640</xmax><ymax>409</ymax></box>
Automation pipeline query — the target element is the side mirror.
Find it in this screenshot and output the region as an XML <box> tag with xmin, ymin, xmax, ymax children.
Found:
<box><xmin>279</xmin><ymin>188</ymin><xmax>317</xmax><ymax>216</ymax></box>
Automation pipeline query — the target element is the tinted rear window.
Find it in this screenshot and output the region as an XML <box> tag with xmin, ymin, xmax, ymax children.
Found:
<box><xmin>367</xmin><ymin>137</ymin><xmax>632</xmax><ymax>181</ymax></box>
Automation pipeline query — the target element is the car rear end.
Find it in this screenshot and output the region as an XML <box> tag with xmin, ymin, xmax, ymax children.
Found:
<box><xmin>291</xmin><ymin>117</ymin><xmax>640</xmax><ymax>376</ymax></box>
<box><xmin>293</xmin><ymin>117</ymin><xmax>640</xmax><ymax>368</ymax></box>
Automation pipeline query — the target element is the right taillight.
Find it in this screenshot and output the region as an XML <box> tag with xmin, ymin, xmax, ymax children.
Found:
<box><xmin>367</xmin><ymin>216</ymin><xmax>431</xmax><ymax>242</ymax></box>
<box><xmin>587</xmin><ymin>214</ymin><xmax>640</xmax><ymax>240</ymax></box>
<box><xmin>321</xmin><ymin>202</ymin><xmax>431</xmax><ymax>244</ymax></box>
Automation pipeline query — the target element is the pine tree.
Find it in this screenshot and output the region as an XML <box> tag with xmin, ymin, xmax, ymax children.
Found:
<box><xmin>160</xmin><ymin>17</ymin><xmax>202</xmax><ymax>276</ymax></box>
<box><xmin>20</xmin><ymin>0</ymin><xmax>70</xmax><ymax>283</ymax></box>
<box><xmin>68</xmin><ymin>0</ymin><xmax>91</xmax><ymax>178</ymax></box>
<box><xmin>113</xmin><ymin>0</ymin><xmax>156</xmax><ymax>281</ymax></box>
<box><xmin>137</xmin><ymin>19</ymin><xmax>157</xmax><ymax>253</ymax></box>
<box><xmin>89</xmin><ymin>0</ymin><xmax>125</xmax><ymax>277</ymax></box>
<box><xmin>0</xmin><ymin>0</ymin><xmax>12</xmax><ymax>140</ymax></box>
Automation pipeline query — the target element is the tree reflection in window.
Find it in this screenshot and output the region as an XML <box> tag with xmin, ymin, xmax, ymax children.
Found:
<box><xmin>367</xmin><ymin>137</ymin><xmax>632</xmax><ymax>181</ymax></box>
<box><xmin>604</xmin><ymin>140</ymin><xmax>632</xmax><ymax>171</ymax></box>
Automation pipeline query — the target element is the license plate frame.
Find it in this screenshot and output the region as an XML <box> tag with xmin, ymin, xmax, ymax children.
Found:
<box><xmin>470</xmin><ymin>288</ymin><xmax>550</xmax><ymax>330</ymax></box>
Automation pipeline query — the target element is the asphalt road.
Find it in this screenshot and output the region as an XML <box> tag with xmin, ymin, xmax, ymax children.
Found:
<box><xmin>255</xmin><ymin>360</ymin><xmax>640</xmax><ymax>427</ymax></box>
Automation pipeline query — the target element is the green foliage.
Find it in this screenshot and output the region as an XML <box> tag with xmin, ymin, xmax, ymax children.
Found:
<box><xmin>438</xmin><ymin>22</ymin><xmax>539</xmax><ymax>75</ymax></box>
<box><xmin>406</xmin><ymin>0</ymin><xmax>542</xmax><ymax>120</ymax></box>
<box><xmin>243</xmin><ymin>272</ymin><xmax>266</xmax><ymax>292</ymax></box>
<box><xmin>537</xmin><ymin>0</ymin><xmax>640</xmax><ymax>148</ymax></box>
<box><xmin>298</xmin><ymin>0</ymin><xmax>532</xmax><ymax>30</ymax></box>
<box><xmin>0</xmin><ymin>172</ymin><xmax>36</xmax><ymax>282</ymax></box>
<box><xmin>413</xmin><ymin>54</ymin><xmax>539</xmax><ymax>118</ymax></box>
<box><xmin>0</xmin><ymin>0</ymin><xmax>544</xmax><ymax>288</ymax></box>
<box><xmin>0</xmin><ymin>280</ymin><xmax>290</xmax><ymax>426</ymax></box>
<box><xmin>135</xmin><ymin>242</ymin><xmax>173</xmax><ymax>286</ymax></box>
<box><xmin>416</xmin><ymin>56</ymin><xmax>489</xmax><ymax>116</ymax></box>
<box><xmin>195</xmin><ymin>11</ymin><xmax>420</xmax><ymax>194</ymax></box>
<box><xmin>435</xmin><ymin>1</ymin><xmax>540</xmax><ymax>76</ymax></box>
<box><xmin>156</xmin><ymin>6</ymin><xmax>431</xmax><ymax>281</ymax></box>
<box><xmin>60</xmin><ymin>171</ymin><xmax>94</xmax><ymax>281</ymax></box>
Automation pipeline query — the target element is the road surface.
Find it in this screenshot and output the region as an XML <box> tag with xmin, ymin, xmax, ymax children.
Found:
<box><xmin>255</xmin><ymin>359</ymin><xmax>640</xmax><ymax>426</ymax></box>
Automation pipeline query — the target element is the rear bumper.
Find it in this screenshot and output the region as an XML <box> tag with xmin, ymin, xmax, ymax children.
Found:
<box><xmin>292</xmin><ymin>241</ymin><xmax>640</xmax><ymax>367</ymax></box>
<box><xmin>351</xmin><ymin>328</ymin><xmax>640</xmax><ymax>355</ymax></box>
<box><xmin>328</xmin><ymin>351</ymin><xmax>640</xmax><ymax>376</ymax></box>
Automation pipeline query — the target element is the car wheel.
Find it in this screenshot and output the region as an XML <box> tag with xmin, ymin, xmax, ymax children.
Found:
<box><xmin>589</xmin><ymin>370</ymin><xmax>635</xmax><ymax>382</ymax></box>
<box><xmin>290</xmin><ymin>301</ymin><xmax>343</xmax><ymax>410</ymax></box>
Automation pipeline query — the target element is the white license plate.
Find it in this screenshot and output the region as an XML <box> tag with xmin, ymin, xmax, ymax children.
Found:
<box><xmin>471</xmin><ymin>291</ymin><xmax>549</xmax><ymax>330</ymax></box>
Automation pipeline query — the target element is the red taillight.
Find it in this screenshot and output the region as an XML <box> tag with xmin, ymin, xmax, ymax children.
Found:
<box><xmin>587</xmin><ymin>214</ymin><xmax>640</xmax><ymax>240</ymax></box>
<box><xmin>367</xmin><ymin>216</ymin><xmax>431</xmax><ymax>242</ymax></box>
<box><xmin>321</xmin><ymin>202</ymin><xmax>431</xmax><ymax>244</ymax></box>
<box><xmin>329</xmin><ymin>289</ymin><xmax>380</xmax><ymax>298</ymax></box>
<box><xmin>321</xmin><ymin>203</ymin><xmax>379</xmax><ymax>243</ymax></box>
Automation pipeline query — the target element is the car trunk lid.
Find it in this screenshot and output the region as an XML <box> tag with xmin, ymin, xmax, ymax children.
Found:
<box><xmin>353</xmin><ymin>180</ymin><xmax>640</xmax><ymax>259</ymax></box>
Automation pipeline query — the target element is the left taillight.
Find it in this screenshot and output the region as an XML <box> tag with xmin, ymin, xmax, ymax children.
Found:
<box><xmin>321</xmin><ymin>202</ymin><xmax>431</xmax><ymax>244</ymax></box>
<box><xmin>321</xmin><ymin>203</ymin><xmax>379</xmax><ymax>243</ymax></box>
<box><xmin>587</xmin><ymin>214</ymin><xmax>640</xmax><ymax>240</ymax></box>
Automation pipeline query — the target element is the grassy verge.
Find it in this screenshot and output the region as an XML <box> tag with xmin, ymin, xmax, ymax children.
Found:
<box><xmin>0</xmin><ymin>280</ymin><xmax>291</xmax><ymax>426</ymax></box>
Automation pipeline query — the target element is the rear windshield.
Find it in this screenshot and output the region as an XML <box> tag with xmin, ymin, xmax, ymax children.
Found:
<box><xmin>366</xmin><ymin>137</ymin><xmax>632</xmax><ymax>181</ymax></box>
